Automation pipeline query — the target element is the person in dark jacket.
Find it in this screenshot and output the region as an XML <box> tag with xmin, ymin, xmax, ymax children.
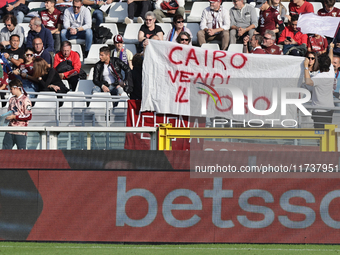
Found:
<box><xmin>92</xmin><ymin>46</ymin><xmax>133</xmax><ymax>97</ymax></box>
<box><xmin>26</xmin><ymin>17</ymin><xmax>54</xmax><ymax>53</ymax></box>
<box><xmin>130</xmin><ymin>53</ymin><xmax>143</xmax><ymax>100</ymax></box>
<box><xmin>32</xmin><ymin>57</ymin><xmax>68</xmax><ymax>93</ymax></box>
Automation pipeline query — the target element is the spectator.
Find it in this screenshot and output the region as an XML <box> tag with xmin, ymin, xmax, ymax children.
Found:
<box><xmin>124</xmin><ymin>0</ymin><xmax>152</xmax><ymax>24</ymax></box>
<box><xmin>0</xmin><ymin>60</ymin><xmax>8</xmax><ymax>107</ymax></box>
<box><xmin>269</xmin><ymin>0</ymin><xmax>287</xmax><ymax>21</ymax></box>
<box><xmin>130</xmin><ymin>53</ymin><xmax>143</xmax><ymax>100</ymax></box>
<box><xmin>0</xmin><ymin>14</ymin><xmax>25</xmax><ymax>48</ymax></box>
<box><xmin>176</xmin><ymin>31</ymin><xmax>191</xmax><ymax>45</ymax></box>
<box><xmin>2</xmin><ymin>34</ymin><xmax>24</xmax><ymax>70</ymax></box>
<box><xmin>54</xmin><ymin>40</ymin><xmax>81</xmax><ymax>91</ymax></box>
<box><xmin>40</xmin><ymin>0</ymin><xmax>62</xmax><ymax>52</ymax></box>
<box><xmin>318</xmin><ymin>0</ymin><xmax>340</xmax><ymax>17</ymax></box>
<box><xmin>32</xmin><ymin>57</ymin><xmax>69</xmax><ymax>93</ymax></box>
<box><xmin>12</xmin><ymin>47</ymin><xmax>39</xmax><ymax>98</ymax></box>
<box><xmin>243</xmin><ymin>34</ymin><xmax>266</xmax><ymax>54</ymax></box>
<box><xmin>166</xmin><ymin>14</ymin><xmax>192</xmax><ymax>44</ymax></box>
<box><xmin>289</xmin><ymin>0</ymin><xmax>313</xmax><ymax>17</ymax></box>
<box><xmin>92</xmin><ymin>46</ymin><xmax>133</xmax><ymax>100</ymax></box>
<box><xmin>307</xmin><ymin>34</ymin><xmax>328</xmax><ymax>54</ymax></box>
<box><xmin>278</xmin><ymin>15</ymin><xmax>307</xmax><ymax>56</ymax></box>
<box><xmin>27</xmin><ymin>17</ymin><xmax>54</xmax><ymax>53</ymax></box>
<box><xmin>304</xmin><ymin>46</ymin><xmax>335</xmax><ymax>128</ymax></box>
<box><xmin>262</xmin><ymin>30</ymin><xmax>283</xmax><ymax>54</ymax></box>
<box><xmin>302</xmin><ymin>51</ymin><xmax>319</xmax><ymax>94</ymax></box>
<box><xmin>33</xmin><ymin>37</ymin><xmax>52</xmax><ymax>66</ymax></box>
<box><xmin>256</xmin><ymin>0</ymin><xmax>284</xmax><ymax>36</ymax></box>
<box><xmin>230</xmin><ymin>0</ymin><xmax>258</xmax><ymax>44</ymax></box>
<box><xmin>61</xmin><ymin>0</ymin><xmax>92</xmax><ymax>57</ymax></box>
<box><xmin>153</xmin><ymin>0</ymin><xmax>185</xmax><ymax>23</ymax></box>
<box><xmin>332</xmin><ymin>53</ymin><xmax>340</xmax><ymax>101</ymax></box>
<box><xmin>83</xmin><ymin>0</ymin><xmax>113</xmax><ymax>26</ymax></box>
<box><xmin>112</xmin><ymin>35</ymin><xmax>133</xmax><ymax>70</ymax></box>
<box><xmin>2</xmin><ymin>79</ymin><xmax>32</xmax><ymax>150</ymax></box>
<box><xmin>0</xmin><ymin>0</ymin><xmax>26</xmax><ymax>23</ymax></box>
<box><xmin>197</xmin><ymin>0</ymin><xmax>229</xmax><ymax>50</ymax></box>
<box><xmin>138</xmin><ymin>11</ymin><xmax>164</xmax><ymax>50</ymax></box>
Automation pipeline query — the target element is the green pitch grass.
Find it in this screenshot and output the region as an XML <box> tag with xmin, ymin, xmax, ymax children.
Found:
<box><xmin>1</xmin><ymin>242</ymin><xmax>340</xmax><ymax>255</ymax></box>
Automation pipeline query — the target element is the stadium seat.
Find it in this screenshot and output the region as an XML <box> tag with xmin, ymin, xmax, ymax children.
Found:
<box><xmin>123</xmin><ymin>23</ymin><xmax>142</xmax><ymax>44</ymax></box>
<box><xmin>185</xmin><ymin>23</ymin><xmax>199</xmax><ymax>44</ymax></box>
<box><xmin>19</xmin><ymin>23</ymin><xmax>30</xmax><ymax>39</ymax></box>
<box><xmin>76</xmin><ymin>80</ymin><xmax>95</xmax><ymax>95</ymax></box>
<box><xmin>68</xmin><ymin>39</ymin><xmax>86</xmax><ymax>45</ymax></box>
<box><xmin>124</xmin><ymin>44</ymin><xmax>137</xmax><ymax>55</ymax></box>
<box><xmin>87</xmin><ymin>67</ymin><xmax>94</xmax><ymax>80</ymax></box>
<box><xmin>157</xmin><ymin>23</ymin><xmax>172</xmax><ymax>40</ymax></box>
<box><xmin>62</xmin><ymin>91</ymin><xmax>87</xmax><ymax>108</ymax></box>
<box><xmin>311</xmin><ymin>2</ymin><xmax>322</xmax><ymax>14</ymax></box>
<box><xmin>100</xmin><ymin>23</ymin><xmax>119</xmax><ymax>45</ymax></box>
<box><xmin>90</xmin><ymin>92</ymin><xmax>112</xmax><ymax>108</ymax></box>
<box><xmin>255</xmin><ymin>8</ymin><xmax>260</xmax><ymax>18</ymax></box>
<box><xmin>62</xmin><ymin>80</ymin><xmax>70</xmax><ymax>90</ymax></box>
<box><xmin>201</xmin><ymin>43</ymin><xmax>220</xmax><ymax>50</ymax></box>
<box><xmin>227</xmin><ymin>44</ymin><xmax>243</xmax><ymax>53</ymax></box>
<box><xmin>34</xmin><ymin>93</ymin><xmax>57</xmax><ymax>108</ymax></box>
<box><xmin>335</xmin><ymin>2</ymin><xmax>340</xmax><ymax>9</ymax></box>
<box><xmin>187</xmin><ymin>2</ymin><xmax>209</xmax><ymax>22</ymax></box>
<box><xmin>83</xmin><ymin>44</ymin><xmax>108</xmax><ymax>65</ymax></box>
<box><xmin>222</xmin><ymin>2</ymin><xmax>234</xmax><ymax>10</ymax></box>
<box><xmin>71</xmin><ymin>44</ymin><xmax>83</xmax><ymax>62</ymax></box>
<box><xmin>24</xmin><ymin>2</ymin><xmax>45</xmax><ymax>22</ymax></box>
<box><xmin>105</xmin><ymin>2</ymin><xmax>128</xmax><ymax>23</ymax></box>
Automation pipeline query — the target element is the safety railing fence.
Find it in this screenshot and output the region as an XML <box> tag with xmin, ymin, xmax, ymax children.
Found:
<box><xmin>0</xmin><ymin>126</ymin><xmax>158</xmax><ymax>150</ymax></box>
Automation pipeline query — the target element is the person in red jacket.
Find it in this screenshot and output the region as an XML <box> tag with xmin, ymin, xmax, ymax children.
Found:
<box><xmin>278</xmin><ymin>15</ymin><xmax>308</xmax><ymax>56</ymax></box>
<box><xmin>53</xmin><ymin>40</ymin><xmax>81</xmax><ymax>91</ymax></box>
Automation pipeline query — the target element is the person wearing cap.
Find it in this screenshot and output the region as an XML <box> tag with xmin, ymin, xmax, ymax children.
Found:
<box><xmin>53</xmin><ymin>40</ymin><xmax>82</xmax><ymax>91</ymax></box>
<box><xmin>92</xmin><ymin>46</ymin><xmax>133</xmax><ymax>103</ymax></box>
<box><xmin>262</xmin><ymin>30</ymin><xmax>283</xmax><ymax>55</ymax></box>
<box><xmin>153</xmin><ymin>0</ymin><xmax>185</xmax><ymax>23</ymax></box>
<box><xmin>40</xmin><ymin>0</ymin><xmax>62</xmax><ymax>52</ymax></box>
<box><xmin>256</xmin><ymin>0</ymin><xmax>284</xmax><ymax>36</ymax></box>
<box><xmin>124</xmin><ymin>0</ymin><xmax>152</xmax><ymax>24</ymax></box>
<box><xmin>230</xmin><ymin>0</ymin><xmax>258</xmax><ymax>45</ymax></box>
<box><xmin>112</xmin><ymin>35</ymin><xmax>133</xmax><ymax>70</ymax></box>
<box><xmin>0</xmin><ymin>14</ymin><xmax>25</xmax><ymax>49</ymax></box>
<box><xmin>2</xmin><ymin>79</ymin><xmax>32</xmax><ymax>150</ymax></box>
<box><xmin>197</xmin><ymin>0</ymin><xmax>230</xmax><ymax>50</ymax></box>
<box><xmin>243</xmin><ymin>34</ymin><xmax>266</xmax><ymax>54</ymax></box>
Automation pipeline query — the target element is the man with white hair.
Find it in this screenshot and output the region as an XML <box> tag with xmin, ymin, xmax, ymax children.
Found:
<box><xmin>197</xmin><ymin>0</ymin><xmax>230</xmax><ymax>50</ymax></box>
<box><xmin>26</xmin><ymin>17</ymin><xmax>54</xmax><ymax>53</ymax></box>
<box><xmin>262</xmin><ymin>30</ymin><xmax>283</xmax><ymax>55</ymax></box>
<box><xmin>229</xmin><ymin>0</ymin><xmax>258</xmax><ymax>44</ymax></box>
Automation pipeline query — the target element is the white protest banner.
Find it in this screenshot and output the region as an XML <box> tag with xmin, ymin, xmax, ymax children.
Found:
<box><xmin>297</xmin><ymin>13</ymin><xmax>340</xmax><ymax>38</ymax></box>
<box><xmin>141</xmin><ymin>40</ymin><xmax>305</xmax><ymax>123</ymax></box>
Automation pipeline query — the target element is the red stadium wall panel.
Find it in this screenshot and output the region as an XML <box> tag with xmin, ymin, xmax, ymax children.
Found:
<box><xmin>1</xmin><ymin>151</ymin><xmax>340</xmax><ymax>243</ymax></box>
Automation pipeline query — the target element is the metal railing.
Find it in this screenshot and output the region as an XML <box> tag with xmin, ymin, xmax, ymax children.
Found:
<box><xmin>0</xmin><ymin>126</ymin><xmax>158</xmax><ymax>150</ymax></box>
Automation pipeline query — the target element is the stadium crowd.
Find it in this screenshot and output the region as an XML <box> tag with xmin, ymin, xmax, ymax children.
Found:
<box><xmin>0</xmin><ymin>0</ymin><xmax>337</xmax><ymax>128</ymax></box>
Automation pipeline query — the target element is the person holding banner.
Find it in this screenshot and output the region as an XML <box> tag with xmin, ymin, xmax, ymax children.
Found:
<box><xmin>304</xmin><ymin>44</ymin><xmax>335</xmax><ymax>128</ymax></box>
<box><xmin>138</xmin><ymin>11</ymin><xmax>164</xmax><ymax>51</ymax></box>
<box><xmin>197</xmin><ymin>0</ymin><xmax>230</xmax><ymax>50</ymax></box>
<box><xmin>317</xmin><ymin>0</ymin><xmax>340</xmax><ymax>17</ymax></box>
<box><xmin>278</xmin><ymin>14</ymin><xmax>307</xmax><ymax>56</ymax></box>
<box><xmin>230</xmin><ymin>0</ymin><xmax>258</xmax><ymax>45</ymax></box>
<box><xmin>176</xmin><ymin>31</ymin><xmax>191</xmax><ymax>45</ymax></box>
